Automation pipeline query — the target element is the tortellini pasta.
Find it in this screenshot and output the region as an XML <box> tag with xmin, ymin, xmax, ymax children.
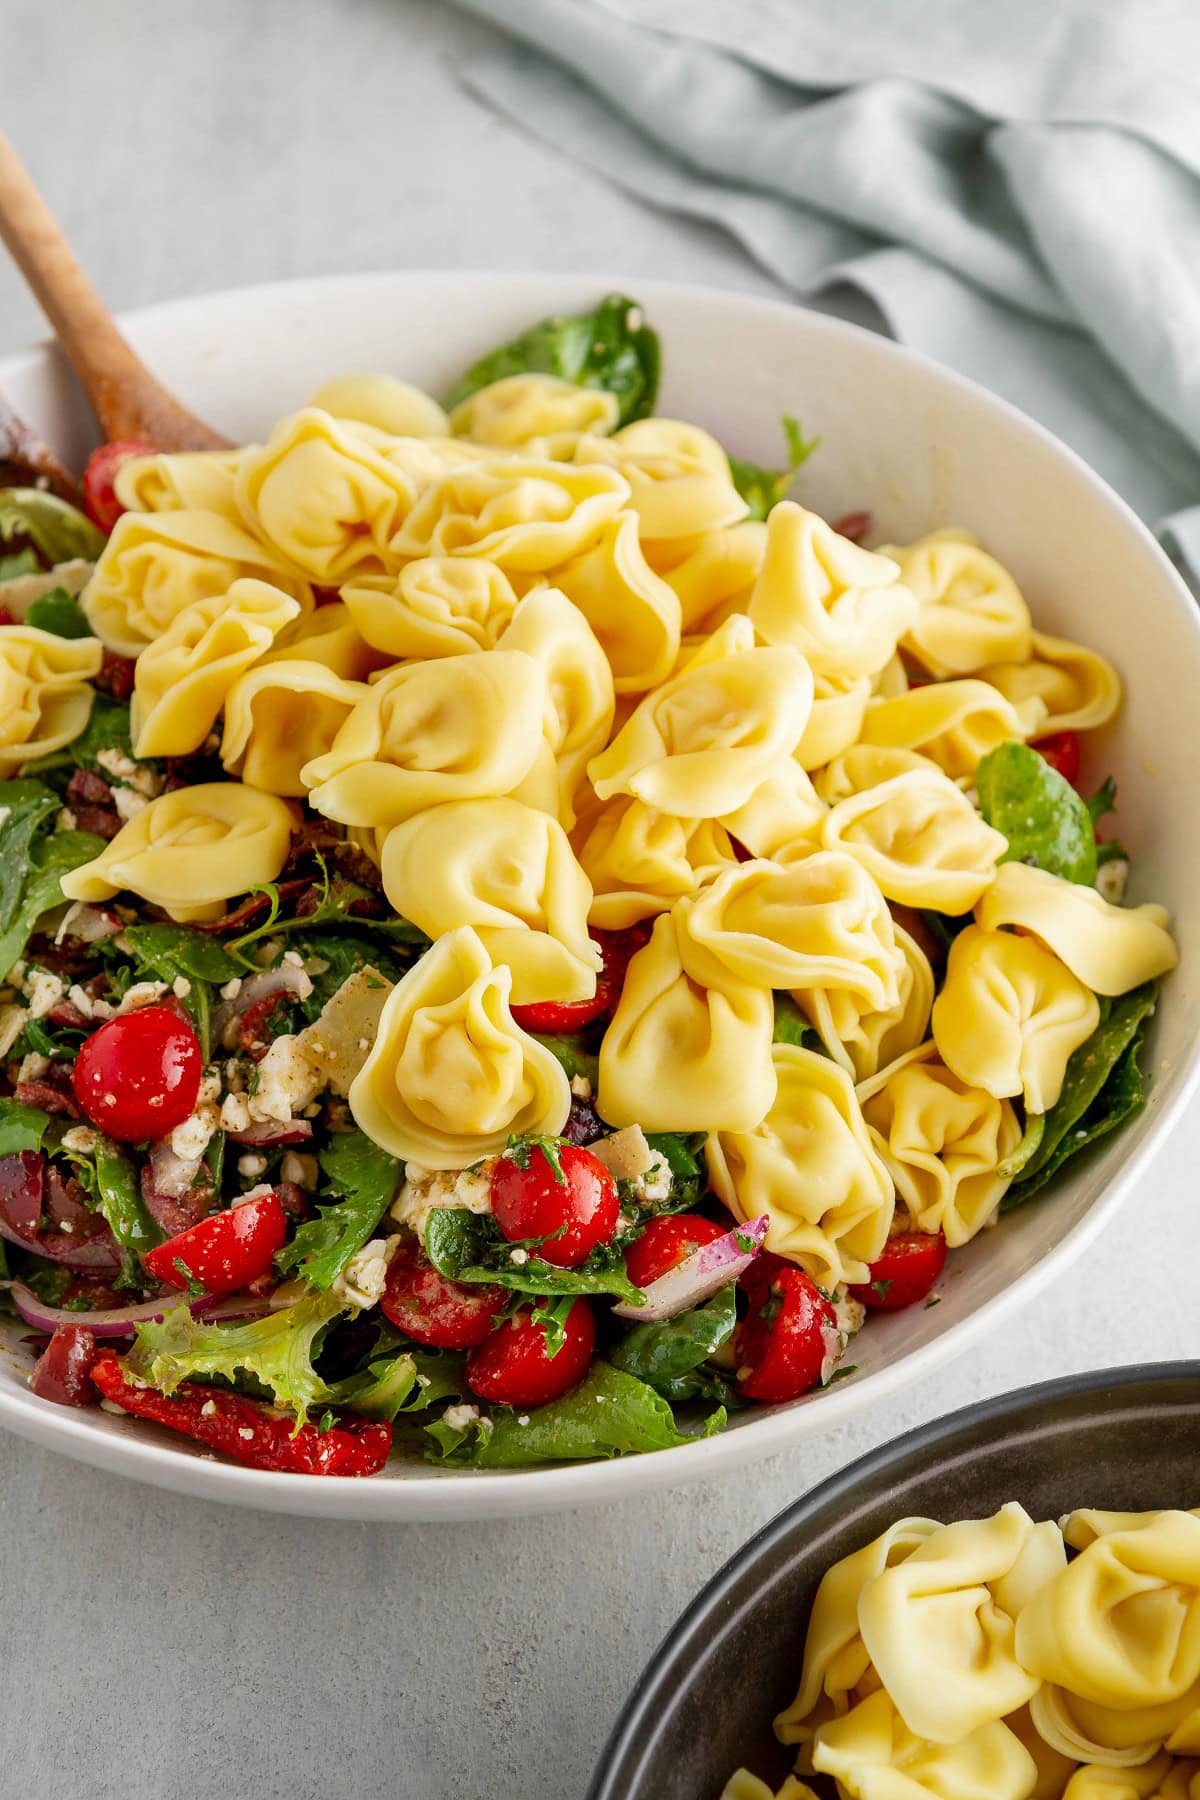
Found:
<box><xmin>881</xmin><ymin>528</ymin><xmax>1033</xmax><ymax>677</ymax></box>
<box><xmin>814</xmin><ymin>744</ymin><xmax>943</xmax><ymax>806</ymax></box>
<box><xmin>749</xmin><ymin>503</ymin><xmax>918</xmax><ymax>681</ymax></box>
<box><xmin>235</xmin><ymin>407</ymin><xmax>420</xmax><ymax>582</ymax></box>
<box><xmin>597</xmin><ymin>910</ymin><xmax>776</xmax><ymax>1132</ymax></box>
<box><xmin>795</xmin><ymin>670</ymin><xmax>873</xmax><ymax>770</ymax></box>
<box><xmin>548</xmin><ymin>511</ymin><xmax>681</xmax><ymax>692</ymax></box>
<box><xmin>307</xmin><ymin>373</ymin><xmax>450</xmax><ymax>437</ymax></box>
<box><xmin>821</xmin><ymin>767</ymin><xmax>1008</xmax><ymax>913</ymax></box>
<box><xmin>300</xmin><ymin>650</ymin><xmax>546</xmax><ymax>829</ymax></box>
<box><xmin>859</xmin><ymin>678</ymin><xmax>1046</xmax><ymax>779</ymax></box>
<box><xmin>932</xmin><ymin>924</ymin><xmax>1100</xmax><ymax>1112</ymax></box>
<box><xmin>811</xmin><ymin>1689</ymin><xmax>1038</xmax><ymax>1800</ymax></box>
<box><xmin>574</xmin><ymin>796</ymin><xmax>736</xmax><ymax>929</ymax></box>
<box><xmin>797</xmin><ymin>926</ymin><xmax>934</xmax><ymax>1083</ymax></box>
<box><xmin>588</xmin><ymin>614</ymin><xmax>814</xmax><ymax>817</ymax></box>
<box><xmin>261</xmin><ymin>599</ymin><xmax>392</xmax><ymax>681</ymax></box>
<box><xmin>348</xmin><ymin>927</ymin><xmax>570</xmax><ymax>1166</ymax></box>
<box><xmin>82</xmin><ymin>508</ymin><xmax>312</xmax><ymax>658</ymax></box>
<box><xmin>657</xmin><ymin>521</ymin><xmax>767</xmax><ymax>633</ymax></box>
<box><xmin>220</xmin><ymin>659</ymin><xmax>367</xmax><ymax>796</ymax></box>
<box><xmin>719</xmin><ymin>761</ymin><xmax>827</xmax><ymax>860</ymax></box>
<box><xmin>379</xmin><ymin>799</ymin><xmax>600</xmax><ymax>1005</ymax></box>
<box><xmin>391</xmin><ymin>456</ymin><xmax>629</xmax><ymax>570</ymax></box>
<box><xmin>0</xmin><ymin>626</ymin><xmax>102</xmax><ymax>770</ymax></box>
<box><xmin>980</xmin><ymin>629</ymin><xmax>1122</xmax><ymax>734</ymax></box>
<box><xmin>60</xmin><ymin>783</ymin><xmax>294</xmax><ymax>924</ymax></box>
<box><xmin>448</xmin><ymin>372</ymin><xmax>619</xmax><ymax>454</ymax></box>
<box><xmin>977</xmin><ymin>862</ymin><xmax>1179</xmax><ymax>996</ymax></box>
<box><xmin>858</xmin><ymin>1047</ymin><xmax>1022</xmax><ymax>1246</ymax></box>
<box><xmin>575</xmin><ymin>418</ymin><xmax>748</xmax><ymax>541</ymax></box>
<box><xmin>131</xmin><ymin>578</ymin><xmax>301</xmax><ymax>758</ymax></box>
<box><xmin>341</xmin><ymin>557</ymin><xmax>520</xmax><ymax>660</ymax></box>
<box><xmin>113</xmin><ymin>446</ymin><xmax>245</xmax><ymax>520</ymax></box>
<box><xmin>497</xmin><ymin>586</ymin><xmax>615</xmax><ymax>826</ymax></box>
<box><xmin>706</xmin><ymin>1044</ymin><xmax>895</xmax><ymax>1286</ymax></box>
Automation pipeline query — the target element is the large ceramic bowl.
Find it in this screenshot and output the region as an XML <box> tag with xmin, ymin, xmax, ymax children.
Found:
<box><xmin>589</xmin><ymin>1363</ymin><xmax>1200</xmax><ymax>1799</ymax></box>
<box><xmin>0</xmin><ymin>273</ymin><xmax>1197</xmax><ymax>1520</ymax></box>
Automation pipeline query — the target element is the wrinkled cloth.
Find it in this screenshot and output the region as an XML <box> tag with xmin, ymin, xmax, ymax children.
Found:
<box><xmin>447</xmin><ymin>0</ymin><xmax>1200</xmax><ymax>576</ymax></box>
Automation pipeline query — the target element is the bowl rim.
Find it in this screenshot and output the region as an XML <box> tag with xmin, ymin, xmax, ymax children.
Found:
<box><xmin>2</xmin><ymin>268</ymin><xmax>1198</xmax><ymax>1519</ymax></box>
<box><xmin>586</xmin><ymin>1358</ymin><xmax>1200</xmax><ymax>1800</ymax></box>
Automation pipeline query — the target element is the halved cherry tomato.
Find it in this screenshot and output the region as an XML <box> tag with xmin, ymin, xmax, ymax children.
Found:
<box><xmin>81</xmin><ymin>439</ymin><xmax>156</xmax><ymax>535</ymax></box>
<box><xmin>490</xmin><ymin>1142</ymin><xmax>619</xmax><ymax>1268</ymax></box>
<box><xmin>734</xmin><ymin>1266</ymin><xmax>839</xmax><ymax>1403</ymax></box>
<box><xmin>850</xmin><ymin>1231</ymin><xmax>946</xmax><ymax>1312</ymax></box>
<box><xmin>72</xmin><ymin>1004</ymin><xmax>202</xmax><ymax>1142</ymax></box>
<box><xmin>143</xmin><ymin>1191</ymin><xmax>287</xmax><ymax>1296</ymax></box>
<box><xmin>380</xmin><ymin>1241</ymin><xmax>507</xmax><ymax>1349</ymax></box>
<box><xmin>465</xmin><ymin>1298</ymin><xmax>595</xmax><ymax>1408</ymax></box>
<box><xmin>1032</xmin><ymin>731</ymin><xmax>1081</xmax><ymax>788</ymax></box>
<box><xmin>624</xmin><ymin>1213</ymin><xmax>725</xmax><ymax>1290</ymax></box>
<box><xmin>510</xmin><ymin>924</ymin><xmax>651</xmax><ymax>1033</ymax></box>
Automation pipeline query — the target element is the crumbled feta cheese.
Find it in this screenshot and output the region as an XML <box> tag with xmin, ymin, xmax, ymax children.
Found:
<box><xmin>55</xmin><ymin>807</ymin><xmax>78</xmax><ymax>832</ymax></box>
<box><xmin>636</xmin><ymin>1151</ymin><xmax>673</xmax><ymax>1204</ymax></box>
<box><xmin>67</xmin><ymin>983</ymin><xmax>115</xmax><ymax>1022</ymax></box>
<box><xmin>219</xmin><ymin>1091</ymin><xmax>251</xmax><ymax>1134</ymax></box>
<box><xmin>167</xmin><ymin>1070</ymin><xmax>222</xmax><ymax>1161</ymax></box>
<box><xmin>517</xmin><ymin>1415</ymin><xmax>530</xmax><ymax>1427</ymax></box>
<box><xmin>1096</xmin><ymin>857</ymin><xmax>1130</xmax><ymax>906</ymax></box>
<box><xmin>172</xmin><ymin>976</ymin><xmax>192</xmax><ymax>1000</ymax></box>
<box><xmin>280</xmin><ymin>1150</ymin><xmax>318</xmax><ymax>1189</ymax></box>
<box><xmin>282</xmin><ymin>950</ymin><xmax>305</xmax><ymax>968</ymax></box>
<box><xmin>509</xmin><ymin>1247</ymin><xmax>529</xmax><ymax>1266</ymax></box>
<box><xmin>98</xmin><ymin>1398</ymin><xmax>127</xmax><ymax>1416</ymax></box>
<box><xmin>588</xmin><ymin>1124</ymin><xmax>656</xmax><ymax>1185</ymax></box>
<box><xmin>235</xmin><ymin>1183</ymin><xmax>276</xmax><ymax>1207</ymax></box>
<box><xmin>112</xmin><ymin>785</ymin><xmax>149</xmax><ymax>823</ymax></box>
<box><xmin>237</xmin><ymin>1427</ymin><xmax>254</xmax><ymax>1441</ymax></box>
<box><xmin>224</xmin><ymin>1058</ymin><xmax>246</xmax><ymax>1094</ymax></box>
<box><xmin>96</xmin><ymin>748</ymin><xmax>140</xmax><ymax>783</ymax></box>
<box><xmin>220</xmin><ymin>977</ymin><xmax>244</xmax><ymax>1002</ymax></box>
<box><xmin>570</xmin><ymin>1074</ymin><xmax>592</xmax><ymax>1099</ymax></box>
<box><xmin>331</xmin><ymin>1234</ymin><xmax>402</xmax><ymax>1309</ymax></box>
<box><xmin>197</xmin><ymin>1069</ymin><xmax>221</xmax><ymax>1105</ymax></box>
<box><xmin>119</xmin><ymin>980</ymin><xmax>168</xmax><ymax>1013</ymax></box>
<box><xmin>17</xmin><ymin>1052</ymin><xmax>50</xmax><ymax>1084</ymax></box>
<box><xmin>442</xmin><ymin>1403</ymin><xmax>482</xmax><ymax>1433</ymax></box>
<box><xmin>247</xmin><ymin>1034</ymin><xmax>322</xmax><ymax>1125</ymax></box>
<box><xmin>61</xmin><ymin>1125</ymin><xmax>99</xmax><ymax>1155</ymax></box>
<box><xmin>201</xmin><ymin>1399</ymin><xmax>218</xmax><ymax>1418</ymax></box>
<box><xmin>0</xmin><ymin>1004</ymin><xmax>27</xmax><ymax>1058</ymax></box>
<box><xmin>237</xmin><ymin>1152</ymin><xmax>268</xmax><ymax>1179</ymax></box>
<box><xmin>391</xmin><ymin>1161</ymin><xmax>493</xmax><ymax>1243</ymax></box>
<box><xmin>23</xmin><ymin>968</ymin><xmax>64</xmax><ymax>1020</ymax></box>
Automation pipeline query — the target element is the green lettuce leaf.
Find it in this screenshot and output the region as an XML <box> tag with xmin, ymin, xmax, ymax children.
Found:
<box><xmin>728</xmin><ymin>414</ymin><xmax>820</xmax><ymax>521</ymax></box>
<box><xmin>23</xmin><ymin>694</ymin><xmax>134</xmax><ymax>775</ymax></box>
<box><xmin>24</xmin><ymin>589</ymin><xmax>93</xmax><ymax>638</ymax></box>
<box><xmin>0</xmin><ymin>781</ymin><xmax>62</xmax><ymax>931</ymax></box>
<box><xmin>330</xmin><ymin>1341</ymin><xmax>466</xmax><ymax>1421</ymax></box>
<box><xmin>0</xmin><ymin>488</ymin><xmax>106</xmax><ymax>564</ymax></box>
<box><xmin>276</xmin><ymin>1129</ymin><xmax>402</xmax><ymax>1290</ymax></box>
<box><xmin>443</xmin><ymin>293</ymin><xmax>660</xmax><ymax>426</ymax></box>
<box><xmin>424</xmin><ymin>1205</ymin><xmax>643</xmax><ymax>1303</ymax></box>
<box><xmin>772</xmin><ymin>993</ymin><xmax>819</xmax><ymax>1048</ymax></box>
<box><xmin>1004</xmin><ymin>984</ymin><xmax>1157</xmax><ymax>1207</ymax></box>
<box><xmin>976</xmin><ymin>742</ymin><xmax>1097</xmax><ymax>883</ymax></box>
<box><xmin>0</xmin><ymin>827</ymin><xmax>105</xmax><ymax>980</ymax></box>
<box><xmin>608</xmin><ymin>1287</ymin><xmax>736</xmax><ymax>1396</ymax></box>
<box><xmin>0</xmin><ymin>1097</ymin><xmax>50</xmax><ymax>1157</ymax></box>
<box><xmin>0</xmin><ymin>548</ymin><xmax>40</xmax><ymax>579</ymax></box>
<box><xmin>124</xmin><ymin>1289</ymin><xmax>346</xmax><ymax>1427</ymax></box>
<box><xmin>531</xmin><ymin>1030</ymin><xmax>599</xmax><ymax>1088</ymax></box>
<box><xmin>424</xmin><ymin>1359</ymin><xmax>717</xmax><ymax>1466</ymax></box>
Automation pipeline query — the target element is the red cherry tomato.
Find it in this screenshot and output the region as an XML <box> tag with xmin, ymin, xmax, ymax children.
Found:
<box><xmin>81</xmin><ymin>439</ymin><xmax>156</xmax><ymax>535</ymax></box>
<box><xmin>734</xmin><ymin>1266</ymin><xmax>839</xmax><ymax>1403</ymax></box>
<box><xmin>143</xmin><ymin>1191</ymin><xmax>287</xmax><ymax>1296</ymax></box>
<box><xmin>1032</xmin><ymin>731</ymin><xmax>1081</xmax><ymax>788</ymax></box>
<box><xmin>72</xmin><ymin>1005</ymin><xmax>203</xmax><ymax>1142</ymax></box>
<box><xmin>849</xmin><ymin>1231</ymin><xmax>947</xmax><ymax>1312</ymax></box>
<box><xmin>624</xmin><ymin>1213</ymin><xmax>725</xmax><ymax>1289</ymax></box>
<box><xmin>466</xmin><ymin>1298</ymin><xmax>595</xmax><ymax>1408</ymax></box>
<box><xmin>380</xmin><ymin>1240</ymin><xmax>507</xmax><ymax>1349</ymax></box>
<box><xmin>510</xmin><ymin>924</ymin><xmax>651</xmax><ymax>1033</ymax></box>
<box><xmin>490</xmin><ymin>1143</ymin><xmax>619</xmax><ymax>1268</ymax></box>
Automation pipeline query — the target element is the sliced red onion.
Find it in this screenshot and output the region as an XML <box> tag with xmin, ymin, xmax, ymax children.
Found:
<box><xmin>613</xmin><ymin>1214</ymin><xmax>770</xmax><ymax>1323</ymax></box>
<box><xmin>4</xmin><ymin>1281</ymin><xmax>274</xmax><ymax>1339</ymax></box>
<box><xmin>212</xmin><ymin>962</ymin><xmax>313</xmax><ymax>1050</ymax></box>
<box><xmin>224</xmin><ymin>1118</ymin><xmax>313</xmax><ymax>1147</ymax></box>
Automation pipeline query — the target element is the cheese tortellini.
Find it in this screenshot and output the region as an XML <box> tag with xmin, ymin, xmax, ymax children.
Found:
<box><xmin>497</xmin><ymin>587</ymin><xmax>615</xmax><ymax>826</ymax></box>
<box><xmin>113</xmin><ymin>446</ymin><xmax>245</xmax><ymax>520</ymax></box>
<box><xmin>980</xmin><ymin>629</ymin><xmax>1122</xmax><ymax>734</ymax></box>
<box><xmin>220</xmin><ymin>659</ymin><xmax>367</xmax><ymax>796</ymax></box>
<box><xmin>341</xmin><ymin>557</ymin><xmax>520</xmax><ymax>660</ymax></box>
<box><xmin>348</xmin><ymin>927</ymin><xmax>570</xmax><ymax>1165</ymax></box>
<box><xmin>796</xmin><ymin>923</ymin><xmax>934</xmax><ymax>1082</ymax></box>
<box><xmin>60</xmin><ymin>783</ymin><xmax>294</xmax><ymax>924</ymax></box>
<box><xmin>448</xmin><ymin>372</ymin><xmax>619</xmax><ymax>454</ymax></box>
<box><xmin>308</xmin><ymin>373</ymin><xmax>450</xmax><ymax>438</ymax></box>
<box><xmin>549</xmin><ymin>511</ymin><xmax>681</xmax><ymax>692</ymax></box>
<box><xmin>0</xmin><ymin>626</ymin><xmax>102</xmax><ymax>769</ymax></box>
<box><xmin>882</xmin><ymin>528</ymin><xmax>1034</xmax><ymax>677</ymax></box>
<box><xmin>978</xmin><ymin>862</ymin><xmax>1178</xmax><ymax>996</ymax></box>
<box><xmin>859</xmin><ymin>678</ymin><xmax>1045</xmax><ymax>778</ymax></box>
<box><xmin>821</xmin><ymin>766</ymin><xmax>1008</xmax><ymax>913</ymax></box>
<box><xmin>574</xmin><ymin>796</ymin><xmax>736</xmax><ymax>929</ymax></box>
<box><xmin>391</xmin><ymin>456</ymin><xmax>629</xmax><ymax>569</ymax></box>
<box><xmin>575</xmin><ymin>418</ymin><xmax>748</xmax><ymax>541</ymax></box>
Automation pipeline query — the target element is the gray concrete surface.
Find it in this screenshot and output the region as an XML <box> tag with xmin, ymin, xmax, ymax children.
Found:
<box><xmin>1</xmin><ymin>5</ymin><xmax>1195</xmax><ymax>1797</ymax></box>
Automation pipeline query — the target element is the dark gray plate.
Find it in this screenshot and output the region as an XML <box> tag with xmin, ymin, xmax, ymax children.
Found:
<box><xmin>588</xmin><ymin>1363</ymin><xmax>1200</xmax><ymax>1800</ymax></box>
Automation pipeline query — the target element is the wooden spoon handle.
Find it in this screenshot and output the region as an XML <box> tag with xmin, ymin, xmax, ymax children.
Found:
<box><xmin>0</xmin><ymin>131</ymin><xmax>229</xmax><ymax>452</ymax></box>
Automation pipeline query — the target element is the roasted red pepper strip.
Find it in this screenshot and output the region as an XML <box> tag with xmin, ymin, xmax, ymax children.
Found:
<box><xmin>90</xmin><ymin>1356</ymin><xmax>391</xmax><ymax>1477</ymax></box>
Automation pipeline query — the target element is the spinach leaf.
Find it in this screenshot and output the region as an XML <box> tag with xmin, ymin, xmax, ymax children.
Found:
<box><xmin>0</xmin><ymin>488</ymin><xmax>106</xmax><ymax>564</ymax></box>
<box><xmin>729</xmin><ymin>414</ymin><xmax>820</xmax><ymax>521</ymax></box>
<box><xmin>531</xmin><ymin>1030</ymin><xmax>599</xmax><ymax>1088</ymax></box>
<box><xmin>122</xmin><ymin>923</ymin><xmax>244</xmax><ymax>988</ymax></box>
<box><xmin>424</xmin><ymin>1360</ymin><xmax>715</xmax><ymax>1466</ymax></box>
<box><xmin>609</xmin><ymin>1287</ymin><xmax>736</xmax><ymax>1394</ymax></box>
<box><xmin>288</xmin><ymin>933</ymin><xmax>406</xmax><ymax>1022</ymax></box>
<box><xmin>24</xmin><ymin>589</ymin><xmax>93</xmax><ymax>638</ymax></box>
<box><xmin>976</xmin><ymin>742</ymin><xmax>1097</xmax><ymax>884</ymax></box>
<box><xmin>642</xmin><ymin>1131</ymin><xmax>706</xmax><ymax>1208</ymax></box>
<box><xmin>1087</xmin><ymin>777</ymin><xmax>1117</xmax><ymax>830</ymax></box>
<box><xmin>78</xmin><ymin>1137</ymin><xmax>161</xmax><ymax>1252</ymax></box>
<box><xmin>772</xmin><ymin>993</ymin><xmax>819</xmax><ymax>1049</ymax></box>
<box><xmin>443</xmin><ymin>293</ymin><xmax>660</xmax><ymax>427</ymax></box>
<box><xmin>0</xmin><ymin>781</ymin><xmax>62</xmax><ymax>930</ymax></box>
<box><xmin>424</xmin><ymin>1206</ymin><xmax>644</xmax><ymax>1303</ymax></box>
<box><xmin>276</xmin><ymin>1129</ymin><xmax>402</xmax><ymax>1290</ymax></box>
<box><xmin>0</xmin><ymin>1097</ymin><xmax>49</xmax><ymax>1157</ymax></box>
<box><xmin>24</xmin><ymin>694</ymin><xmax>134</xmax><ymax>774</ymax></box>
<box><xmin>0</xmin><ymin>828</ymin><xmax>105</xmax><ymax>979</ymax></box>
<box><xmin>1004</xmin><ymin>984</ymin><xmax>1157</xmax><ymax>1207</ymax></box>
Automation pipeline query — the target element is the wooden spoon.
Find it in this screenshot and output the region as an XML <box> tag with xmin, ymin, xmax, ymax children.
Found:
<box><xmin>0</xmin><ymin>130</ymin><xmax>230</xmax><ymax>452</ymax></box>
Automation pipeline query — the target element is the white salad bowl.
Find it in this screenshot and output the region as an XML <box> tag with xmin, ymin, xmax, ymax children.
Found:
<box><xmin>0</xmin><ymin>272</ymin><xmax>1197</xmax><ymax>1521</ymax></box>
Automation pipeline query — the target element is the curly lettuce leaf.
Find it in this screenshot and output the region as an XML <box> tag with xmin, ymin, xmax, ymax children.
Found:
<box><xmin>0</xmin><ymin>488</ymin><xmax>105</xmax><ymax>565</ymax></box>
<box><xmin>276</xmin><ymin>1129</ymin><xmax>402</xmax><ymax>1291</ymax></box>
<box><xmin>124</xmin><ymin>1289</ymin><xmax>346</xmax><ymax>1427</ymax></box>
<box><xmin>976</xmin><ymin>742</ymin><xmax>1097</xmax><ymax>884</ymax></box>
<box><xmin>729</xmin><ymin>414</ymin><xmax>820</xmax><ymax>521</ymax></box>
<box><xmin>331</xmin><ymin>1340</ymin><xmax>465</xmax><ymax>1421</ymax></box>
<box><xmin>443</xmin><ymin>292</ymin><xmax>660</xmax><ymax>426</ymax></box>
